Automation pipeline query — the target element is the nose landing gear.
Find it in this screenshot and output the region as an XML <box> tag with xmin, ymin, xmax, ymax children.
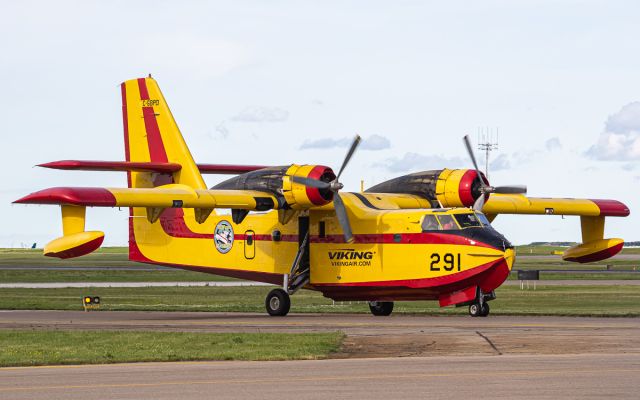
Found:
<box><xmin>468</xmin><ymin>288</ymin><xmax>495</xmax><ymax>317</ymax></box>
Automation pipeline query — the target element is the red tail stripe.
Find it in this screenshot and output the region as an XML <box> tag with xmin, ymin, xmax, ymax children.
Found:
<box><xmin>137</xmin><ymin>78</ymin><xmax>149</xmax><ymax>100</ymax></box>
<box><xmin>142</xmin><ymin>107</ymin><xmax>169</xmax><ymax>163</ymax></box>
<box><xmin>121</xmin><ymin>83</ymin><xmax>132</xmax><ymax>187</ymax></box>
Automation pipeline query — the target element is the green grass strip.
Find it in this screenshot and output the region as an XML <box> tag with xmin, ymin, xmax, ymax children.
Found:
<box><xmin>0</xmin><ymin>285</ymin><xmax>638</xmax><ymax>316</ymax></box>
<box><xmin>0</xmin><ymin>330</ymin><xmax>344</xmax><ymax>367</ymax></box>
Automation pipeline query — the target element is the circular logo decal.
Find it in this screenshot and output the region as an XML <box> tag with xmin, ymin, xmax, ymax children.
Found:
<box><xmin>214</xmin><ymin>220</ymin><xmax>234</xmax><ymax>254</ymax></box>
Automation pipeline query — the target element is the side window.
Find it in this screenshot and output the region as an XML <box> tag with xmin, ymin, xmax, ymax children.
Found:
<box><xmin>436</xmin><ymin>214</ymin><xmax>459</xmax><ymax>230</ymax></box>
<box><xmin>421</xmin><ymin>215</ymin><xmax>440</xmax><ymax>231</ymax></box>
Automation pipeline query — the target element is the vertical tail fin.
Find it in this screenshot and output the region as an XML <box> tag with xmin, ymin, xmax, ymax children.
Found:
<box><xmin>120</xmin><ymin>77</ymin><xmax>206</xmax><ymax>189</ymax></box>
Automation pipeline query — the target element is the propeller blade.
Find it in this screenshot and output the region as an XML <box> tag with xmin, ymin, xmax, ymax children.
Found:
<box><xmin>463</xmin><ymin>135</ymin><xmax>482</xmax><ymax>175</ymax></box>
<box><xmin>493</xmin><ymin>185</ymin><xmax>527</xmax><ymax>194</ymax></box>
<box><xmin>336</xmin><ymin>135</ymin><xmax>362</xmax><ymax>180</ymax></box>
<box><xmin>333</xmin><ymin>194</ymin><xmax>354</xmax><ymax>243</ymax></box>
<box><xmin>291</xmin><ymin>176</ymin><xmax>331</xmax><ymax>190</ymax></box>
<box><xmin>473</xmin><ymin>194</ymin><xmax>486</xmax><ymax>211</ymax></box>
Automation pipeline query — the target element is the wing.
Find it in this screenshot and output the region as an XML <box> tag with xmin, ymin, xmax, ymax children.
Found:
<box><xmin>482</xmin><ymin>194</ymin><xmax>630</xmax><ymax>263</ymax></box>
<box><xmin>482</xmin><ymin>194</ymin><xmax>629</xmax><ymax>218</ymax></box>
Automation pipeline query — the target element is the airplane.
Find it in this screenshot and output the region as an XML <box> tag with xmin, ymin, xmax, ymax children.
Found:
<box><xmin>14</xmin><ymin>76</ymin><xmax>630</xmax><ymax>317</ymax></box>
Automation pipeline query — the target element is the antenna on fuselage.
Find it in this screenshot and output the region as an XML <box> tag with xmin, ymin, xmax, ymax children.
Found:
<box><xmin>477</xmin><ymin>127</ymin><xmax>499</xmax><ymax>179</ymax></box>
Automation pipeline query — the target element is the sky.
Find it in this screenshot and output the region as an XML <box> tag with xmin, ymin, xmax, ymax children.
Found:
<box><xmin>2</xmin><ymin>0</ymin><xmax>639</xmax><ymax>247</ymax></box>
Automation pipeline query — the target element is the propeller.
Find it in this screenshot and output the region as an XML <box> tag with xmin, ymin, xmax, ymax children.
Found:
<box><xmin>462</xmin><ymin>135</ymin><xmax>527</xmax><ymax>211</ymax></box>
<box><xmin>292</xmin><ymin>135</ymin><xmax>361</xmax><ymax>243</ymax></box>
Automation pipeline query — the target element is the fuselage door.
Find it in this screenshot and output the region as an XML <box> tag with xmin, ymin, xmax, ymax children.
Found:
<box><xmin>244</xmin><ymin>230</ymin><xmax>255</xmax><ymax>259</ymax></box>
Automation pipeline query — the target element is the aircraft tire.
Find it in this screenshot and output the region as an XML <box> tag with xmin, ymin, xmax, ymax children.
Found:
<box><xmin>480</xmin><ymin>302</ymin><xmax>490</xmax><ymax>317</ymax></box>
<box><xmin>265</xmin><ymin>289</ymin><xmax>291</xmax><ymax>316</ymax></box>
<box><xmin>469</xmin><ymin>303</ymin><xmax>482</xmax><ymax>317</ymax></box>
<box><xmin>368</xmin><ymin>301</ymin><xmax>394</xmax><ymax>316</ymax></box>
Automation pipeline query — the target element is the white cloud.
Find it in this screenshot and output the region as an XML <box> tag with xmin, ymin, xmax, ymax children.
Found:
<box><xmin>586</xmin><ymin>102</ymin><xmax>640</xmax><ymax>160</ymax></box>
<box><xmin>490</xmin><ymin>153</ymin><xmax>511</xmax><ymax>171</ymax></box>
<box><xmin>379</xmin><ymin>153</ymin><xmax>465</xmax><ymax>173</ymax></box>
<box><xmin>545</xmin><ymin>137</ymin><xmax>562</xmax><ymax>151</ymax></box>
<box><xmin>212</xmin><ymin>122</ymin><xmax>229</xmax><ymax>140</ymax></box>
<box><xmin>360</xmin><ymin>135</ymin><xmax>391</xmax><ymax>150</ymax></box>
<box><xmin>300</xmin><ymin>135</ymin><xmax>390</xmax><ymax>151</ymax></box>
<box><xmin>231</xmin><ymin>106</ymin><xmax>289</xmax><ymax>122</ymax></box>
<box><xmin>300</xmin><ymin>137</ymin><xmax>351</xmax><ymax>149</ymax></box>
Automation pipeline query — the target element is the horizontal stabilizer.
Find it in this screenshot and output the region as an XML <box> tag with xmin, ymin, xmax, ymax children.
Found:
<box><xmin>38</xmin><ymin>160</ymin><xmax>268</xmax><ymax>175</ymax></box>
<box><xmin>39</xmin><ymin>160</ymin><xmax>181</xmax><ymax>173</ymax></box>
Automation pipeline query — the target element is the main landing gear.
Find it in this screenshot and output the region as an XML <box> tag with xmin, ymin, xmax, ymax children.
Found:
<box><xmin>368</xmin><ymin>301</ymin><xmax>394</xmax><ymax>316</ymax></box>
<box><xmin>468</xmin><ymin>288</ymin><xmax>495</xmax><ymax>317</ymax></box>
<box><xmin>265</xmin><ymin>288</ymin><xmax>291</xmax><ymax>316</ymax></box>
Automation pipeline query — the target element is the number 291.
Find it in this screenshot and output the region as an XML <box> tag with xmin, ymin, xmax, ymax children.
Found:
<box><xmin>430</xmin><ymin>253</ymin><xmax>461</xmax><ymax>271</ymax></box>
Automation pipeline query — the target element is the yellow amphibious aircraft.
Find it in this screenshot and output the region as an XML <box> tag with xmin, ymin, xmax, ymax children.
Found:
<box><xmin>15</xmin><ymin>77</ymin><xmax>630</xmax><ymax>317</ymax></box>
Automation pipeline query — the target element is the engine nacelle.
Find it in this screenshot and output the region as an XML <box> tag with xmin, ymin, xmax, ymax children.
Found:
<box><xmin>366</xmin><ymin>168</ymin><xmax>488</xmax><ymax>208</ymax></box>
<box><xmin>435</xmin><ymin>168</ymin><xmax>488</xmax><ymax>208</ymax></box>
<box><xmin>213</xmin><ymin>164</ymin><xmax>335</xmax><ymax>209</ymax></box>
<box><xmin>282</xmin><ymin>164</ymin><xmax>336</xmax><ymax>209</ymax></box>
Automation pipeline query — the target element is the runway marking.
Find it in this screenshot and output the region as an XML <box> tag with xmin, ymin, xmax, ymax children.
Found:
<box><xmin>1</xmin><ymin>368</ymin><xmax>638</xmax><ymax>393</ymax></box>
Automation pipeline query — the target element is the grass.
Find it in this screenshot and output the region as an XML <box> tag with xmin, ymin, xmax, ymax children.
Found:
<box><xmin>0</xmin><ymin>269</ymin><xmax>235</xmax><ymax>283</ymax></box>
<box><xmin>0</xmin><ymin>285</ymin><xmax>638</xmax><ymax>317</ymax></box>
<box><xmin>0</xmin><ymin>330</ymin><xmax>344</xmax><ymax>367</ymax></box>
<box><xmin>0</xmin><ymin>247</ymin><xmax>133</xmax><ymax>267</ymax></box>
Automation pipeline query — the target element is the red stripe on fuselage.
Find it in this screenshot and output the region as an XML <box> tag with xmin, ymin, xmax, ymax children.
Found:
<box><xmin>311</xmin><ymin>233</ymin><xmax>494</xmax><ymax>248</ymax></box>
<box><xmin>155</xmin><ymin>210</ymin><xmax>496</xmax><ymax>249</ymax></box>
<box><xmin>315</xmin><ymin>256</ymin><xmax>509</xmax><ymax>301</ymax></box>
<box><xmin>158</xmin><ymin>209</ymin><xmax>299</xmax><ymax>241</ymax></box>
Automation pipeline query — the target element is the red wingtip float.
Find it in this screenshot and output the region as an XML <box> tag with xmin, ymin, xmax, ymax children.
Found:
<box><xmin>14</xmin><ymin>76</ymin><xmax>631</xmax><ymax>317</ymax></box>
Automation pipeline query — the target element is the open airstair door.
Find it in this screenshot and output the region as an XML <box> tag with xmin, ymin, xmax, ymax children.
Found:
<box><xmin>287</xmin><ymin>216</ymin><xmax>310</xmax><ymax>294</ymax></box>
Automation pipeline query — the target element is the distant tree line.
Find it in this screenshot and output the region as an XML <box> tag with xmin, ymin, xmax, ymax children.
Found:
<box><xmin>528</xmin><ymin>241</ymin><xmax>640</xmax><ymax>247</ymax></box>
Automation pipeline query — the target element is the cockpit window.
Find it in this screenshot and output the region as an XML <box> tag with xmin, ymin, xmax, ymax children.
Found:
<box><xmin>436</xmin><ymin>214</ymin><xmax>459</xmax><ymax>230</ymax></box>
<box><xmin>476</xmin><ymin>213</ymin><xmax>491</xmax><ymax>226</ymax></box>
<box><xmin>454</xmin><ymin>213</ymin><xmax>482</xmax><ymax>228</ymax></box>
<box><xmin>421</xmin><ymin>215</ymin><xmax>440</xmax><ymax>231</ymax></box>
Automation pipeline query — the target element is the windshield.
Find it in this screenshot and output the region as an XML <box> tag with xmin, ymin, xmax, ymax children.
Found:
<box><xmin>476</xmin><ymin>212</ymin><xmax>491</xmax><ymax>226</ymax></box>
<box><xmin>454</xmin><ymin>213</ymin><xmax>482</xmax><ymax>229</ymax></box>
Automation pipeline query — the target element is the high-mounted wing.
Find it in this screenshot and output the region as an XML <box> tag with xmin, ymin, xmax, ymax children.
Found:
<box><xmin>480</xmin><ymin>194</ymin><xmax>629</xmax><ymax>263</ymax></box>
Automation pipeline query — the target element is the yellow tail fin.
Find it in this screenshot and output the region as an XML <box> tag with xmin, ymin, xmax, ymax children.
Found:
<box><xmin>120</xmin><ymin>77</ymin><xmax>206</xmax><ymax>189</ymax></box>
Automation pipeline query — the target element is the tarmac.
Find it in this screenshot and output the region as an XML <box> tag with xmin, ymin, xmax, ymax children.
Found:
<box><xmin>1</xmin><ymin>311</ymin><xmax>639</xmax><ymax>399</ymax></box>
<box><xmin>0</xmin><ymin>311</ymin><xmax>639</xmax><ymax>399</ymax></box>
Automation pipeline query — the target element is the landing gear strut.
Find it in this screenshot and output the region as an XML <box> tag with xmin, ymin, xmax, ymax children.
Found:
<box><xmin>468</xmin><ymin>288</ymin><xmax>494</xmax><ymax>317</ymax></box>
<box><xmin>265</xmin><ymin>289</ymin><xmax>291</xmax><ymax>316</ymax></box>
<box><xmin>368</xmin><ymin>301</ymin><xmax>394</xmax><ymax>316</ymax></box>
